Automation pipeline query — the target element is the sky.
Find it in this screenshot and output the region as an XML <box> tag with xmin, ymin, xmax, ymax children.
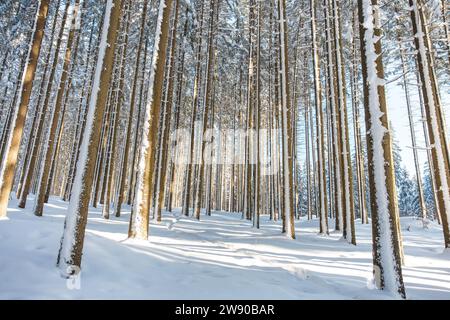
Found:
<box><xmin>385</xmin><ymin>73</ymin><xmax>450</xmax><ymax>177</ymax></box>
<box><xmin>294</xmin><ymin>67</ymin><xmax>450</xmax><ymax>181</ymax></box>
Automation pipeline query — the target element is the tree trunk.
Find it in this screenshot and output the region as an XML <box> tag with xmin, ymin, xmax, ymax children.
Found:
<box><xmin>410</xmin><ymin>0</ymin><xmax>450</xmax><ymax>247</ymax></box>
<box><xmin>397</xmin><ymin>33</ymin><xmax>427</xmax><ymax>225</ymax></box>
<box><xmin>34</xmin><ymin>0</ymin><xmax>81</xmax><ymax>216</ymax></box>
<box><xmin>128</xmin><ymin>0</ymin><xmax>173</xmax><ymax>239</ymax></box>
<box><xmin>57</xmin><ymin>0</ymin><xmax>124</xmax><ymax>273</ymax></box>
<box><xmin>278</xmin><ymin>0</ymin><xmax>295</xmax><ymax>239</ymax></box>
<box><xmin>114</xmin><ymin>0</ymin><xmax>142</xmax><ymax>218</ymax></box>
<box><xmin>0</xmin><ymin>0</ymin><xmax>50</xmax><ymax>218</ymax></box>
<box><xmin>358</xmin><ymin>0</ymin><xmax>406</xmax><ymax>298</ymax></box>
<box><xmin>310</xmin><ymin>0</ymin><xmax>329</xmax><ymax>234</ymax></box>
<box><xmin>194</xmin><ymin>0</ymin><xmax>218</xmax><ymax>220</ymax></box>
<box><xmin>181</xmin><ymin>1</ymin><xmax>205</xmax><ymax>217</ymax></box>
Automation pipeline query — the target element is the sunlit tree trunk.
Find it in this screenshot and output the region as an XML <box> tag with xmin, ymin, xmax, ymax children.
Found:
<box><xmin>182</xmin><ymin>1</ymin><xmax>205</xmax><ymax>217</ymax></box>
<box><xmin>57</xmin><ymin>0</ymin><xmax>124</xmax><ymax>272</ymax></box>
<box><xmin>129</xmin><ymin>0</ymin><xmax>173</xmax><ymax>239</ymax></box>
<box><xmin>410</xmin><ymin>0</ymin><xmax>450</xmax><ymax>247</ymax></box>
<box><xmin>397</xmin><ymin>33</ymin><xmax>427</xmax><ymax>225</ymax></box>
<box><xmin>194</xmin><ymin>0</ymin><xmax>218</xmax><ymax>220</ymax></box>
<box><xmin>0</xmin><ymin>0</ymin><xmax>50</xmax><ymax>218</ymax></box>
<box><xmin>278</xmin><ymin>0</ymin><xmax>295</xmax><ymax>239</ymax></box>
<box><xmin>358</xmin><ymin>0</ymin><xmax>406</xmax><ymax>298</ymax></box>
<box><xmin>310</xmin><ymin>0</ymin><xmax>329</xmax><ymax>234</ymax></box>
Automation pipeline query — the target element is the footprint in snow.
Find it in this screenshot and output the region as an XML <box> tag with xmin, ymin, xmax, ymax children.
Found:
<box><xmin>166</xmin><ymin>215</ymin><xmax>182</xmax><ymax>230</ymax></box>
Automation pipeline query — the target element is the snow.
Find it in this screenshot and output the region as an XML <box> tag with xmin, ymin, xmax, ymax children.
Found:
<box><xmin>0</xmin><ymin>196</ymin><xmax>449</xmax><ymax>299</ymax></box>
<box><xmin>361</xmin><ymin>0</ymin><xmax>404</xmax><ymax>297</ymax></box>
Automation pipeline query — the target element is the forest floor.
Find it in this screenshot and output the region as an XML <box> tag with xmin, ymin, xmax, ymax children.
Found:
<box><xmin>0</xmin><ymin>196</ymin><xmax>449</xmax><ymax>299</ymax></box>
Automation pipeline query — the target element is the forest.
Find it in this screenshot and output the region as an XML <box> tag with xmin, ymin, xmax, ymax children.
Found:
<box><xmin>0</xmin><ymin>0</ymin><xmax>449</xmax><ymax>300</ymax></box>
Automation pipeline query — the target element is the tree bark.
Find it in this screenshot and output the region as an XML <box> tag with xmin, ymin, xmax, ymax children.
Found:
<box><xmin>0</xmin><ymin>0</ymin><xmax>50</xmax><ymax>218</ymax></box>
<box><xmin>128</xmin><ymin>0</ymin><xmax>173</xmax><ymax>239</ymax></box>
<box><xmin>358</xmin><ymin>0</ymin><xmax>406</xmax><ymax>298</ymax></box>
<box><xmin>57</xmin><ymin>0</ymin><xmax>124</xmax><ymax>272</ymax></box>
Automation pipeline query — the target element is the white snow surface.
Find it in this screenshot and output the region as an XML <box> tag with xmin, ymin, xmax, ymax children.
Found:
<box><xmin>0</xmin><ymin>196</ymin><xmax>449</xmax><ymax>299</ymax></box>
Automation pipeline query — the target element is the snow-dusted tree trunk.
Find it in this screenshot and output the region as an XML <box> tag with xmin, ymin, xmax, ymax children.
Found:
<box><xmin>18</xmin><ymin>0</ymin><xmax>72</xmax><ymax>209</ymax></box>
<box><xmin>278</xmin><ymin>0</ymin><xmax>295</xmax><ymax>239</ymax></box>
<box><xmin>34</xmin><ymin>0</ymin><xmax>82</xmax><ymax>217</ymax></box>
<box><xmin>254</xmin><ymin>0</ymin><xmax>261</xmax><ymax>228</ymax></box>
<box><xmin>324</xmin><ymin>0</ymin><xmax>343</xmax><ymax>231</ymax></box>
<box><xmin>155</xmin><ymin>0</ymin><xmax>180</xmax><ymax>221</ymax></box>
<box><xmin>44</xmin><ymin>0</ymin><xmax>87</xmax><ymax>203</ymax></box>
<box><xmin>127</xmin><ymin>35</ymin><xmax>152</xmax><ymax>206</ymax></box>
<box><xmin>350</xmin><ymin>7</ymin><xmax>368</xmax><ymax>224</ymax></box>
<box><xmin>243</xmin><ymin>0</ymin><xmax>256</xmax><ymax>222</ymax></box>
<box><xmin>229</xmin><ymin>83</ymin><xmax>238</xmax><ymax>214</ymax></box>
<box><xmin>358</xmin><ymin>0</ymin><xmax>406</xmax><ymax>298</ymax></box>
<box><xmin>333</xmin><ymin>0</ymin><xmax>356</xmax><ymax>244</ymax></box>
<box><xmin>0</xmin><ymin>55</ymin><xmax>27</xmax><ymax>164</ymax></box>
<box><xmin>129</xmin><ymin>0</ymin><xmax>173</xmax><ymax>239</ymax></box>
<box><xmin>63</xmin><ymin>5</ymin><xmax>106</xmax><ymax>202</ymax></box>
<box><xmin>194</xmin><ymin>0</ymin><xmax>218</xmax><ymax>220</ymax></box>
<box><xmin>115</xmin><ymin>0</ymin><xmax>148</xmax><ymax>217</ymax></box>
<box><xmin>57</xmin><ymin>0</ymin><xmax>124</xmax><ymax>273</ymax></box>
<box><xmin>397</xmin><ymin>34</ymin><xmax>427</xmax><ymax>224</ymax></box>
<box><xmin>410</xmin><ymin>0</ymin><xmax>450</xmax><ymax>247</ymax></box>
<box><xmin>415</xmin><ymin>64</ymin><xmax>441</xmax><ymax>223</ymax></box>
<box><xmin>305</xmin><ymin>97</ymin><xmax>312</xmax><ymax>221</ymax></box>
<box><xmin>440</xmin><ymin>0</ymin><xmax>450</xmax><ymax>66</ymax></box>
<box><xmin>310</xmin><ymin>0</ymin><xmax>329</xmax><ymax>235</ymax></box>
<box><xmin>102</xmin><ymin>2</ymin><xmax>131</xmax><ymax>219</ymax></box>
<box><xmin>167</xmin><ymin>11</ymin><xmax>188</xmax><ymax>212</ymax></box>
<box><xmin>0</xmin><ymin>0</ymin><xmax>50</xmax><ymax>218</ymax></box>
<box><xmin>16</xmin><ymin>0</ymin><xmax>64</xmax><ymax>200</ymax></box>
<box><xmin>182</xmin><ymin>1</ymin><xmax>205</xmax><ymax>217</ymax></box>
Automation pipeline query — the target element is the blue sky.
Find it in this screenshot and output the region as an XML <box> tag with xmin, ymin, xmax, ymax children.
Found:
<box><xmin>386</xmin><ymin>73</ymin><xmax>450</xmax><ymax>177</ymax></box>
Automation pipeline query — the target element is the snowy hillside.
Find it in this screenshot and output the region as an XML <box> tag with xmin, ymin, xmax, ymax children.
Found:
<box><xmin>0</xmin><ymin>196</ymin><xmax>448</xmax><ymax>300</ymax></box>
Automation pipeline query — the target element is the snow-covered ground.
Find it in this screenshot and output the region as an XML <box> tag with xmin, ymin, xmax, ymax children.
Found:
<box><xmin>0</xmin><ymin>196</ymin><xmax>449</xmax><ymax>300</ymax></box>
